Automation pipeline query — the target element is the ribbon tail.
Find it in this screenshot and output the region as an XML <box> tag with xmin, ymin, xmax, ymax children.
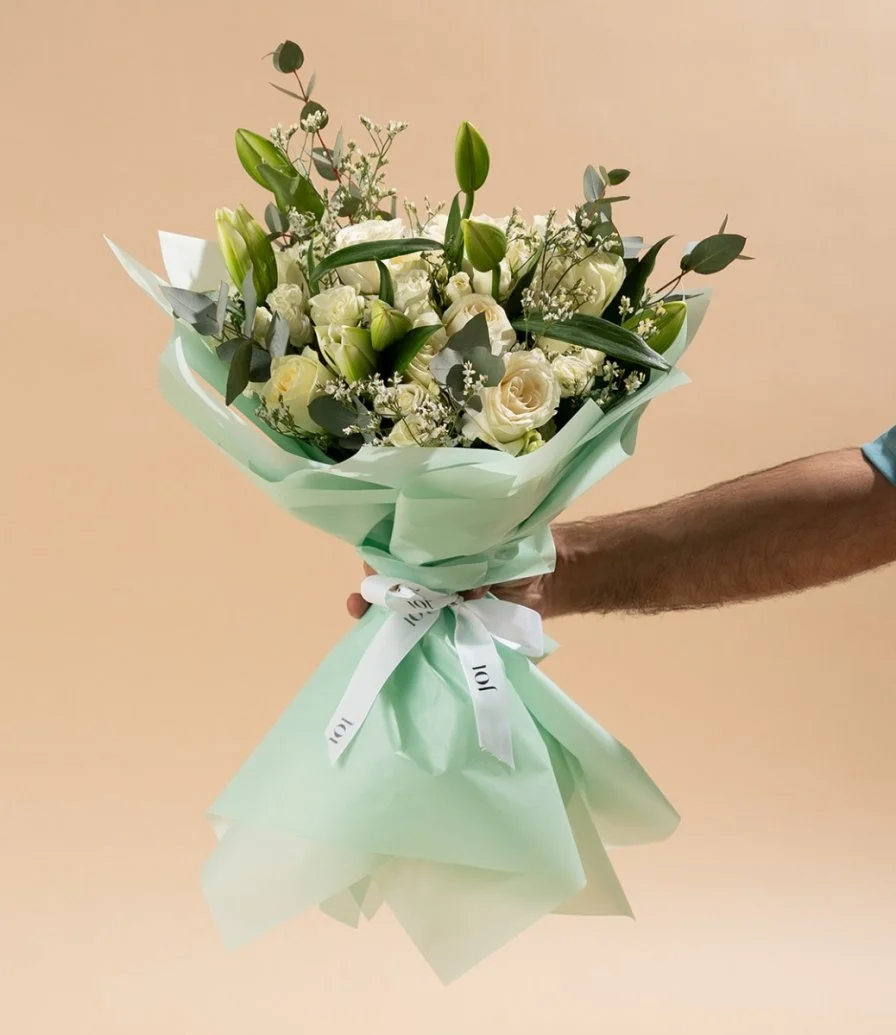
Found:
<box><xmin>325</xmin><ymin>609</ymin><xmax>439</xmax><ymax>762</ymax></box>
<box><xmin>452</xmin><ymin>607</ymin><xmax>516</xmax><ymax>769</ymax></box>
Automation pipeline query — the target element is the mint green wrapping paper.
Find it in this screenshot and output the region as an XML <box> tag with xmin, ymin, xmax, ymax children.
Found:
<box><xmin>110</xmin><ymin>234</ymin><xmax>712</xmax><ymax>983</ymax></box>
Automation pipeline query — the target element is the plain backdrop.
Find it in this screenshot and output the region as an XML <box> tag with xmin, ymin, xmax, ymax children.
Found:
<box><xmin>2</xmin><ymin>1</ymin><xmax>895</xmax><ymax>1032</ymax></box>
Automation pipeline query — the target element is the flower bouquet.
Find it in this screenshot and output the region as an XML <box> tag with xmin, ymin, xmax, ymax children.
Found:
<box><xmin>108</xmin><ymin>37</ymin><xmax>748</xmax><ymax>982</ymax></box>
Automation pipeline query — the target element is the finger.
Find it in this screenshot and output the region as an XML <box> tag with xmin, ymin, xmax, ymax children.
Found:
<box><xmin>346</xmin><ymin>593</ymin><xmax>370</xmax><ymax>619</ymax></box>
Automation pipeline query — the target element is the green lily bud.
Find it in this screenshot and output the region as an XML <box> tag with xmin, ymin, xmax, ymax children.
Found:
<box><xmin>318</xmin><ymin>325</ymin><xmax>377</xmax><ymax>382</ymax></box>
<box><xmin>235</xmin><ymin>129</ymin><xmax>297</xmax><ymax>188</ymax></box>
<box><xmin>454</xmin><ymin>121</ymin><xmax>490</xmax><ymax>195</ymax></box>
<box><xmin>215</xmin><ymin>208</ymin><xmax>251</xmax><ymax>291</ymax></box>
<box><xmin>369</xmin><ymin>299</ymin><xmax>412</xmax><ymax>353</ymax></box>
<box><xmin>624</xmin><ymin>300</ymin><xmax>687</xmax><ymax>354</ymax></box>
<box><xmin>232</xmin><ymin>204</ymin><xmax>278</xmax><ymax>301</ymax></box>
<box><xmin>461</xmin><ymin>219</ymin><xmax>507</xmax><ymax>272</ymax></box>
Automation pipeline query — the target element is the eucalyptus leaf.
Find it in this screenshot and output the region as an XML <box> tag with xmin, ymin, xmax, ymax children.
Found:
<box><xmin>311</xmin><ymin>238</ymin><xmax>443</xmax><ymax>280</ymax></box>
<box><xmin>268</xmin><ymin>82</ymin><xmax>305</xmax><ymax>101</ymax></box>
<box><xmin>249</xmin><ymin>346</ymin><xmax>272</xmax><ymax>382</ymax></box>
<box><xmin>445</xmin><ymin>310</ymin><xmax>490</xmax><ymax>354</ymax></box>
<box><xmin>736</xmin><ymin>254</ymin><xmax>755</xmax><ymax>261</ymax></box>
<box><xmin>607</xmin><ymin>168</ymin><xmax>630</xmax><ymax>185</ymax></box>
<box><xmin>312</xmin><ymin>147</ymin><xmax>339</xmax><ymax>181</ymax></box>
<box><xmin>215</xmin><ymin>280</ymin><xmax>229</xmax><ymax>335</ymax></box>
<box><xmin>583</xmin><ymin>164</ymin><xmax>604</xmax><ymax>202</ymax></box>
<box><xmin>308</xmin><ymin>395</ymin><xmax>362</xmax><ymax>436</ymax></box>
<box><xmin>160</xmin><ymin>285</ymin><xmax>219</xmax><ymax>333</ymax></box>
<box><xmin>466</xmin><ymin>345</ymin><xmax>505</xmax><ymax>384</ymax></box>
<box><xmin>273</xmin><ymin>40</ymin><xmax>304</xmax><ymax>73</ymax></box>
<box><xmin>241</xmin><ymin>266</ymin><xmax>257</xmax><ymax>334</ymax></box>
<box><xmin>718</xmin><ymin>213</ymin><xmax>729</xmax><ymax>233</ymax></box>
<box><xmin>333</xmin><ymin>127</ymin><xmax>344</xmax><ymax>165</ymax></box>
<box><xmin>266</xmin><ymin>312</ymin><xmax>290</xmax><ymax>359</ymax></box>
<box><xmin>225</xmin><ymin>338</ymin><xmax>253</xmax><ymax>405</ymax></box>
<box><xmin>376</xmin><ymin>261</ymin><xmax>395</xmax><ymax>306</ymax></box>
<box><xmin>601</xmin><ymin>195</ymin><xmax>631</xmax><ymax>204</ymax></box>
<box><xmin>216</xmin><ymin>336</ymin><xmax>248</xmax><ymax>364</ymax></box>
<box><xmin>306</xmin><ymin>71</ymin><xmax>317</xmax><ymax>97</ymax></box>
<box><xmin>264</xmin><ymin>202</ymin><xmax>289</xmax><ymax>235</ymax></box>
<box><xmin>466</xmin><ymin>395</ymin><xmax>483</xmax><ymax>413</ymax></box>
<box><xmin>429</xmin><ymin>349</ymin><xmax>463</xmax><ymax>386</ymax></box>
<box><xmin>445</xmin><ymin>364</ymin><xmax>466</xmax><ymax>402</ymax></box>
<box><xmin>301</xmin><ymin>100</ymin><xmax>329</xmax><ymax>130</ymax></box>
<box><xmin>603</xmin><ymin>234</ymin><xmax>674</xmax><ymax>322</ymax></box>
<box><xmin>338</xmin><ymin>194</ymin><xmax>362</xmax><ymax>218</ymax></box>
<box><xmin>512</xmin><ymin>313</ymin><xmax>670</xmax><ymax>371</ymax></box>
<box><xmin>680</xmin><ymin>233</ymin><xmax>746</xmax><ymax>274</ymax></box>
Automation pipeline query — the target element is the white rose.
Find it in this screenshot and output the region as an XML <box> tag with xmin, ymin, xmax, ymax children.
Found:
<box><xmin>266</xmin><ymin>283</ymin><xmax>313</xmax><ymax>345</ymax></box>
<box><xmin>408</xmin><ymin>305</ymin><xmax>448</xmax><ymax>349</ymax></box>
<box><xmin>471</xmin><ymin>213</ymin><xmax>511</xmax><ymax>231</ymax></box>
<box><xmin>445</xmin><ymin>271</ymin><xmax>472</xmax><ymax>304</ymax></box>
<box><xmin>464</xmin><ymin>348</ymin><xmax>560</xmax><ymax>454</ymax></box>
<box><xmin>389</xmin><ymin>411</ymin><xmax>437</xmax><ymax>447</ymax></box>
<box><xmin>442</xmin><ymin>292</ymin><xmax>517</xmax><ymax>355</ymax></box>
<box><xmin>393</xmin><ymin>268</ymin><xmax>432</xmax><ymax>312</ymax></box>
<box><xmin>308</xmin><ymin>284</ymin><xmax>363</xmax><ymax>328</ymax></box>
<box><xmin>374</xmin><ymin>381</ymin><xmax>428</xmax><ymax>416</ymax></box>
<box><xmin>250</xmin><ymin>306</ymin><xmax>272</xmax><ymax>344</ymax></box>
<box><xmin>552</xmin><ymin>351</ymin><xmax>599</xmax><ymax>398</ymax></box>
<box><xmin>556</xmin><ymin>252</ymin><xmax>626</xmax><ymax>317</ymax></box>
<box><xmin>260</xmin><ymin>349</ymin><xmax>335</xmax><ymax>432</ymax></box>
<box><xmin>505</xmin><ymin>235</ymin><xmax>537</xmax><ymax>273</ymax></box>
<box><xmin>333</xmin><ymin>218</ymin><xmax>406</xmax><ymax>293</ymax></box>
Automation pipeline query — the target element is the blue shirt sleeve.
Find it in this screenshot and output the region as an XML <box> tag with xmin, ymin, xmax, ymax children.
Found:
<box><xmin>862</xmin><ymin>425</ymin><xmax>896</xmax><ymax>485</ymax></box>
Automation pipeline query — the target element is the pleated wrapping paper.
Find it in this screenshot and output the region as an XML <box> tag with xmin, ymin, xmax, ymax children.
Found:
<box><xmin>110</xmin><ymin>232</ymin><xmax>711</xmax><ymax>982</ymax></box>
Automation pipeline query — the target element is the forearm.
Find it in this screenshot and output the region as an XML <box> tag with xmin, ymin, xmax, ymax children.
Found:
<box><xmin>547</xmin><ymin>448</ymin><xmax>896</xmax><ymax>617</ymax></box>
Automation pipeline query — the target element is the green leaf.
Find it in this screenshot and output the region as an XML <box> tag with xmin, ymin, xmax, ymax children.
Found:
<box><xmin>601</xmin><ymin>195</ymin><xmax>630</xmax><ymax>204</ymax></box>
<box><xmin>389</xmin><ymin>323</ymin><xmax>444</xmax><ymax>374</ymax></box>
<box><xmin>308</xmin><ymin>395</ymin><xmax>361</xmax><ymax>436</ymax></box>
<box><xmin>273</xmin><ymin>40</ymin><xmax>304</xmax><ymax>73</ymax></box>
<box><xmin>235</xmin><ymin>129</ymin><xmax>296</xmax><ymax>189</ymax></box>
<box><xmin>680</xmin><ymin>233</ymin><xmax>746</xmax><ymax>274</ymax></box>
<box><xmin>301</xmin><ymin>100</ymin><xmax>329</xmax><ymax>130</ymax></box>
<box><xmin>445</xmin><ymin>192</ymin><xmax>464</xmax><ymax>267</ymax></box>
<box><xmin>445</xmin><ymin>310</ymin><xmax>490</xmax><ymax>353</ymax></box>
<box><xmin>376</xmin><ymin>261</ymin><xmax>395</xmax><ymax>305</ymax></box>
<box><xmin>461</xmin><ymin>219</ymin><xmax>507</xmax><ymax>272</ymax></box>
<box><xmin>306</xmin><ymin>71</ymin><xmax>317</xmax><ymax>97</ymax></box>
<box><xmin>268</xmin><ymin>82</ymin><xmax>305</xmax><ymax>101</ymax></box>
<box><xmin>311</xmin><ymin>237</ymin><xmax>443</xmax><ymax>280</ymax></box>
<box><xmin>454</xmin><ymin>121</ymin><xmax>490</xmax><ymax>194</ymax></box>
<box><xmin>607</xmin><ymin>168</ymin><xmax>630</xmax><ymax>185</ymax></box>
<box><xmin>603</xmin><ymin>234</ymin><xmax>674</xmax><ymax>322</ymax></box>
<box><xmin>736</xmin><ymin>254</ymin><xmax>755</xmax><ymax>261</ymax></box>
<box><xmin>512</xmin><ymin>313</ymin><xmax>670</xmax><ymax>371</ymax></box>
<box><xmin>624</xmin><ymin>300</ymin><xmax>687</xmax><ymax>355</ymax></box>
<box><xmin>333</xmin><ymin>128</ymin><xmax>344</xmax><ymax>165</ymax></box>
<box><xmin>225</xmin><ymin>338</ymin><xmax>253</xmax><ymax>405</ymax></box>
<box><xmin>216</xmin><ymin>336</ymin><xmax>248</xmax><ymax>364</ymax></box>
<box><xmin>583</xmin><ymin>164</ymin><xmax>604</xmax><ymax>202</ymax></box>
<box><xmin>240</xmin><ymin>266</ymin><xmax>257</xmax><ymax>334</ymax></box>
<box><xmin>266</xmin><ymin>312</ymin><xmax>290</xmax><ymax>359</ymax></box>
<box><xmin>718</xmin><ymin>213</ymin><xmax>729</xmax><ymax>233</ymax></box>
<box><xmin>257</xmin><ymin>163</ymin><xmax>325</xmax><ymax>219</ymax></box>
<box><xmin>503</xmin><ymin>246</ymin><xmax>543</xmax><ymax>321</ymax></box>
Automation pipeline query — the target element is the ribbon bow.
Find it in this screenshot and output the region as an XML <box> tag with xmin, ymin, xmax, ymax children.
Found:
<box><xmin>325</xmin><ymin>575</ymin><xmax>545</xmax><ymax>768</ymax></box>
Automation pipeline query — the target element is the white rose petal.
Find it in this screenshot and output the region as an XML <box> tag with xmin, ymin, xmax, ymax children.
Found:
<box><xmin>442</xmin><ymin>292</ymin><xmax>517</xmax><ymax>356</ymax></box>
<box><xmin>260</xmin><ymin>349</ymin><xmax>335</xmax><ymax>432</ymax></box>
<box><xmin>553</xmin><ymin>352</ymin><xmax>597</xmax><ymax>398</ymax></box>
<box><xmin>393</xmin><ymin>268</ymin><xmax>432</xmax><ymax>312</ymax></box>
<box><xmin>266</xmin><ymin>283</ymin><xmax>313</xmax><ymax>345</ymax></box>
<box><xmin>333</xmin><ymin>218</ymin><xmax>407</xmax><ymax>293</ymax></box>
<box><xmin>421</xmin><ymin>214</ymin><xmax>449</xmax><ymax>242</ymax></box>
<box><xmin>557</xmin><ymin>252</ymin><xmax>626</xmax><ymax>317</ymax></box>
<box><xmin>308</xmin><ymin>284</ymin><xmax>363</xmax><ymax>328</ymax></box>
<box><xmin>445</xmin><ymin>271</ymin><xmax>472</xmax><ymax>304</ymax></box>
<box><xmin>463</xmin><ymin>348</ymin><xmax>560</xmax><ymax>454</ymax></box>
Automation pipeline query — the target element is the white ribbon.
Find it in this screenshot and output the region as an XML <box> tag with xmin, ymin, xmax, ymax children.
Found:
<box><xmin>325</xmin><ymin>576</ymin><xmax>545</xmax><ymax>768</ymax></box>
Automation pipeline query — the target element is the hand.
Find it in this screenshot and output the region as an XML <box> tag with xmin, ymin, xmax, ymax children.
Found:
<box><xmin>346</xmin><ymin>564</ymin><xmax>551</xmax><ymax>620</ymax></box>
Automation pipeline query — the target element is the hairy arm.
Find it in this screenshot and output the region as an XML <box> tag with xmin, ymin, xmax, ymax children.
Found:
<box><xmin>543</xmin><ymin>448</ymin><xmax>896</xmax><ymax>618</ymax></box>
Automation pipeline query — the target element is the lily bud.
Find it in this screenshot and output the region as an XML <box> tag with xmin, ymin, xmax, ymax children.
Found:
<box><xmin>235</xmin><ymin>129</ymin><xmax>296</xmax><ymax>188</ymax></box>
<box><xmin>369</xmin><ymin>299</ymin><xmax>412</xmax><ymax>352</ymax></box>
<box><xmin>461</xmin><ymin>219</ymin><xmax>507</xmax><ymax>272</ymax></box>
<box><xmin>317</xmin><ymin>325</ymin><xmax>377</xmax><ymax>382</ymax></box>
<box><xmin>215</xmin><ymin>208</ymin><xmax>251</xmax><ymax>291</ymax></box>
<box><xmin>216</xmin><ymin>206</ymin><xmax>278</xmax><ymax>302</ymax></box>
<box><xmin>454</xmin><ymin>121</ymin><xmax>490</xmax><ymax>195</ymax></box>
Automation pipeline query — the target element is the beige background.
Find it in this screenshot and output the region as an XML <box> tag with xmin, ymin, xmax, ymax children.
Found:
<box><xmin>2</xmin><ymin>0</ymin><xmax>895</xmax><ymax>1031</ymax></box>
